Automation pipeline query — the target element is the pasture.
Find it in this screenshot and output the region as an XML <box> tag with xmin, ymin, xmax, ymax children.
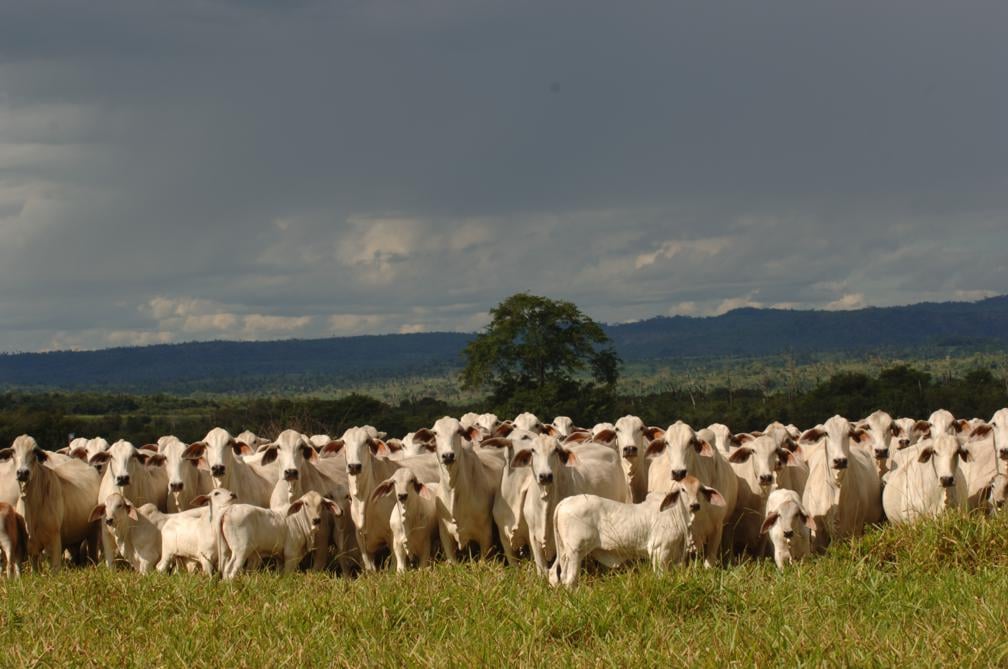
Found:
<box><xmin>2</xmin><ymin>511</ymin><xmax>1007</xmax><ymax>667</ymax></box>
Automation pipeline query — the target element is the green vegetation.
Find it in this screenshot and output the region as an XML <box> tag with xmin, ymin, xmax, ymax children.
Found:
<box><xmin>2</xmin><ymin>512</ymin><xmax>1008</xmax><ymax>666</ymax></box>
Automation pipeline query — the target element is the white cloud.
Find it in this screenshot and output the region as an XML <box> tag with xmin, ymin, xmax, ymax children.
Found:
<box><xmin>824</xmin><ymin>293</ymin><xmax>867</xmax><ymax>311</ymax></box>
<box><xmin>635</xmin><ymin>237</ymin><xmax>732</xmax><ymax>270</ymax></box>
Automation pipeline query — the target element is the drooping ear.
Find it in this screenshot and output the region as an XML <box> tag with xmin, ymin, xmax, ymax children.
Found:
<box><xmin>799</xmin><ymin>428</ymin><xmax>826</xmax><ymax>445</ymax></box>
<box><xmin>69</xmin><ymin>447</ymin><xmax>89</xmax><ymax>461</ymax></box>
<box><xmin>371</xmin><ymin>439</ymin><xmax>391</xmax><ymax>458</ymax></box>
<box><xmin>969</xmin><ymin>423</ymin><xmax>993</xmax><ymax>441</ymax></box>
<box><xmin>462</xmin><ymin>425</ymin><xmax>483</xmax><ymax>443</ymax></box>
<box><xmin>735</xmin><ymin>433</ymin><xmax>757</xmax><ymax>446</ymax></box>
<box><xmin>778</xmin><ymin>448</ymin><xmax>803</xmax><ymax>467</ymax></box>
<box><xmin>953</xmin><ymin>419</ymin><xmax>969</xmax><ymax>434</ymax></box>
<box><xmin>126</xmin><ymin>503</ymin><xmax>138</xmax><ymax>521</ymax></box>
<box><xmin>190</xmin><ymin>495</ymin><xmax>211</xmax><ymax>508</ymax></box>
<box><xmin>891</xmin><ymin>423</ymin><xmax>904</xmax><ymax>437</ymax></box>
<box><xmin>139</xmin><ymin>444</ymin><xmax>159</xmax><ymax>453</ymax></box>
<box><xmin>728</xmin><ymin>447</ymin><xmax>754</xmax><ymax>464</ymax></box>
<box><xmin>370</xmin><ymin>480</ymin><xmax>395</xmax><ymax>502</ymax></box>
<box><xmin>259</xmin><ymin>447</ymin><xmax>279</xmax><ymax>466</ymax></box>
<box><xmin>493</xmin><ymin>422</ymin><xmax>514</xmax><ymax>438</ymax></box>
<box><xmin>385</xmin><ymin>439</ymin><xmax>404</xmax><ymax>453</ymax></box>
<box><xmin>319</xmin><ymin>440</ymin><xmax>345</xmax><ymax>458</ymax></box>
<box><xmin>759</xmin><ymin>512</ymin><xmax>779</xmax><ymax>535</ymax></box>
<box><xmin>800</xmin><ymin>509</ymin><xmax>816</xmax><ymax>531</ymax></box>
<box><xmin>479</xmin><ymin>437</ymin><xmax>511</xmax><ymax>449</ymax></box>
<box><xmin>134</xmin><ymin>452</ymin><xmax>150</xmax><ymax>465</ymax></box>
<box><xmin>659</xmin><ymin>490</ymin><xmax>681</xmax><ymax>512</ymax></box>
<box><xmin>33</xmin><ymin>448</ymin><xmax>48</xmax><ymax>463</ymax></box>
<box><xmin>89</xmin><ymin>451</ymin><xmax>111</xmax><ymax>466</ymax></box>
<box><xmin>593</xmin><ymin>429</ymin><xmax>616</xmax><ymax>445</ymax></box>
<box><xmin>957</xmin><ymin>446</ymin><xmax>972</xmax><ymax>462</ymax></box>
<box><xmin>0</xmin><ymin>448</ymin><xmax>12</xmax><ymax>462</ymax></box>
<box><xmin>232</xmin><ymin>441</ymin><xmax>253</xmax><ymax>456</ymax></box>
<box><xmin>543</xmin><ymin>425</ymin><xmax>559</xmax><ymax>436</ymax></box>
<box><xmin>701</xmin><ymin>486</ymin><xmax>726</xmax><ymax>507</ymax></box>
<box><xmin>413</xmin><ymin>428</ymin><xmax>435</xmax><ymax>443</ymax></box>
<box><xmin>557</xmin><ymin>446</ymin><xmax>576</xmax><ymax>466</ymax></box>
<box><xmin>323</xmin><ymin>498</ymin><xmax>342</xmax><ymax>517</ymax></box>
<box><xmin>781</xmin><ymin>437</ymin><xmax>799</xmax><ymax>452</ymax></box>
<box><xmin>645</xmin><ymin>439</ymin><xmax>668</xmax><ymax>459</ymax></box>
<box><xmin>912</xmin><ymin>420</ymin><xmax>932</xmax><ymax>439</ymax></box>
<box><xmin>181</xmin><ymin>443</ymin><xmax>207</xmax><ymax>460</ymax></box>
<box><xmin>563</xmin><ymin>431</ymin><xmax>591</xmax><ymax>444</ymax></box>
<box><xmin>196</xmin><ymin>457</ymin><xmax>208</xmax><ymax>469</ymax></box>
<box><xmin>696</xmin><ymin>439</ymin><xmax>714</xmax><ymax>457</ymax></box>
<box><xmin>850</xmin><ymin>429</ymin><xmax>871</xmax><ymax>444</ymax></box>
<box><xmin>88</xmin><ymin>504</ymin><xmax>106</xmax><ymax>523</ymax></box>
<box><xmin>419</xmin><ymin>442</ymin><xmax>437</xmax><ymax>453</ymax></box>
<box><xmin>917</xmin><ymin>447</ymin><xmax>935</xmax><ymax>463</ymax></box>
<box><xmin>300</xmin><ymin>444</ymin><xmax>317</xmax><ymax>462</ymax></box>
<box><xmin>510</xmin><ymin>449</ymin><xmax>533</xmax><ymax>468</ymax></box>
<box><xmin>412</xmin><ymin>479</ymin><xmax>423</xmax><ymax>495</ymax></box>
<box><xmin>286</xmin><ymin>501</ymin><xmax>305</xmax><ymax>516</ymax></box>
<box><xmin>643</xmin><ymin>426</ymin><xmax>665</xmax><ymax>441</ymax></box>
<box><xmin>144</xmin><ymin>454</ymin><xmax>167</xmax><ymax>467</ymax></box>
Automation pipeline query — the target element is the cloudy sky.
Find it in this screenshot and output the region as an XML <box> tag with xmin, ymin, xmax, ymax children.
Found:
<box><xmin>1</xmin><ymin>1</ymin><xmax>1005</xmax><ymax>352</ymax></box>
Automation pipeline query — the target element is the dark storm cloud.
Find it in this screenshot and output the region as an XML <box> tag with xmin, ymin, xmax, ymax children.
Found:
<box><xmin>0</xmin><ymin>1</ymin><xmax>1005</xmax><ymax>350</ymax></box>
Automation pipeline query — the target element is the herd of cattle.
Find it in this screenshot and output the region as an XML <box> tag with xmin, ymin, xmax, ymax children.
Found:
<box><xmin>1</xmin><ymin>407</ymin><xmax>1006</xmax><ymax>587</ymax></box>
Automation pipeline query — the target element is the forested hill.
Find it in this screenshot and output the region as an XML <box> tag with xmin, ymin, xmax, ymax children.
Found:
<box><xmin>1</xmin><ymin>296</ymin><xmax>1006</xmax><ymax>392</ymax></box>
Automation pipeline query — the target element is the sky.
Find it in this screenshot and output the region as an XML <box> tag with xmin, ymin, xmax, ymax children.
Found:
<box><xmin>1</xmin><ymin>1</ymin><xmax>1005</xmax><ymax>352</ymax></box>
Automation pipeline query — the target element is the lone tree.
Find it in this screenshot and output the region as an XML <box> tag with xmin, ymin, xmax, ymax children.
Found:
<box><xmin>461</xmin><ymin>293</ymin><xmax>621</xmax><ymax>417</ymax></box>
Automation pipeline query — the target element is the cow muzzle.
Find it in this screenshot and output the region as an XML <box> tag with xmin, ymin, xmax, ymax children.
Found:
<box><xmin>211</xmin><ymin>465</ymin><xmax>226</xmax><ymax>477</ymax></box>
<box><xmin>397</xmin><ymin>493</ymin><xmax>408</xmax><ymax>503</ymax></box>
<box><xmin>115</xmin><ymin>475</ymin><xmax>131</xmax><ymax>487</ymax></box>
<box><xmin>441</xmin><ymin>452</ymin><xmax>456</xmax><ymax>466</ymax></box>
<box><xmin>15</xmin><ymin>469</ymin><xmax>29</xmax><ymax>483</ymax></box>
<box><xmin>832</xmin><ymin>458</ymin><xmax>848</xmax><ymax>470</ymax></box>
<box><xmin>169</xmin><ymin>481</ymin><xmax>184</xmax><ymax>492</ymax></box>
<box><xmin>347</xmin><ymin>463</ymin><xmax>362</xmax><ymax>476</ymax></box>
<box><xmin>284</xmin><ymin>469</ymin><xmax>299</xmax><ymax>481</ymax></box>
<box><xmin>622</xmin><ymin>446</ymin><xmax>637</xmax><ymax>458</ymax></box>
<box><xmin>940</xmin><ymin>475</ymin><xmax>955</xmax><ymax>488</ymax></box>
<box><xmin>537</xmin><ymin>472</ymin><xmax>553</xmax><ymax>484</ymax></box>
<box><xmin>671</xmin><ymin>469</ymin><xmax>687</xmax><ymax>481</ymax></box>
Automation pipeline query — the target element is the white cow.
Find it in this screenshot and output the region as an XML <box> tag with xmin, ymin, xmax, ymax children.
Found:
<box><xmin>220</xmin><ymin>490</ymin><xmax>340</xmax><ymax>579</ymax></box>
<box><xmin>857</xmin><ymin>410</ymin><xmax>896</xmax><ymax>476</ymax></box>
<box><xmin>549</xmin><ymin>476</ymin><xmax>726</xmax><ymax>588</ymax></box>
<box><xmin>0</xmin><ymin>435</ymin><xmax>101</xmax><ymax>569</ymax></box>
<box><xmin>928</xmin><ymin>409</ymin><xmax>959</xmax><ymax>437</ymax></box>
<box><xmin>882</xmin><ymin>434</ymin><xmax>970</xmax><ymax>523</ymax></box>
<box><xmin>594</xmin><ymin>415</ymin><xmax>655</xmax><ymax>503</ymax></box>
<box><xmin>726</xmin><ymin>434</ymin><xmax>807</xmax><ymax>557</ymax></box>
<box><xmin>513</xmin><ymin>413</ymin><xmax>545</xmax><ymax>434</ymax></box>
<box><xmin>547</xmin><ymin>416</ymin><xmax>577</xmax><ymax>438</ymax></box>
<box><xmin>760</xmin><ymin>489</ymin><xmax>814</xmax><ymax>570</ymax></box>
<box><xmin>511</xmin><ymin>434</ymin><xmax>628</xmax><ymax>574</ymax></box>
<box><xmin>88</xmin><ymin>492</ymin><xmax>161</xmax><ymax>573</ymax></box>
<box><xmin>417</xmin><ymin>417</ymin><xmax>505</xmax><ymax>562</ymax></box>
<box><xmin>181</xmin><ymin>428</ymin><xmax>275</xmax><ymax>507</ymax></box>
<box><xmin>799</xmin><ymin>416</ymin><xmax>882</xmax><ymax>550</ymax></box>
<box><xmin>159</xmin><ymin>438</ymin><xmax>212</xmax><ymax>513</ymax></box>
<box><xmin>957</xmin><ymin>409</ymin><xmax>1008</xmax><ymax>510</ymax></box>
<box><xmin>371</xmin><ymin>468</ymin><xmax>441</xmax><ymax>572</ymax></box>
<box><xmin>155</xmin><ymin>488</ymin><xmax>237</xmax><ymax>575</ymax></box>
<box><xmin>69</xmin><ymin>437</ymin><xmax>111</xmax><ymax>476</ymax></box>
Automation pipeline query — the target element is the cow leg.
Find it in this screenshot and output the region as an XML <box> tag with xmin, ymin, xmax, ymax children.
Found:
<box><xmin>101</xmin><ymin>527</ymin><xmax>116</xmax><ymax>568</ymax></box>
<box><xmin>47</xmin><ymin>536</ymin><xmax>63</xmax><ymax>571</ymax></box>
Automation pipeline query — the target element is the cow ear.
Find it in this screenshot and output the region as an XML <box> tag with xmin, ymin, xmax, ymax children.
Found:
<box><xmin>912</xmin><ymin>420</ymin><xmax>932</xmax><ymax>439</ymax></box>
<box><xmin>139</xmin><ymin>444</ymin><xmax>159</xmax><ymax>453</ymax></box>
<box><xmin>760</xmin><ymin>512</ymin><xmax>779</xmax><ymax>535</ymax></box>
<box><xmin>126</xmin><ymin>503</ymin><xmax>138</xmax><ymax>521</ymax></box>
<box><xmin>958</xmin><ymin>446</ymin><xmax>972</xmax><ymax>462</ymax></box>
<box><xmin>190</xmin><ymin>495</ymin><xmax>210</xmax><ymax>508</ymax></box>
<box><xmin>181</xmin><ymin>443</ymin><xmax>206</xmax><ymax>460</ymax></box>
<box><xmin>0</xmin><ymin>449</ymin><xmax>12</xmax><ymax>462</ymax></box>
<box><xmin>413</xmin><ymin>428</ymin><xmax>435</xmax><ymax>443</ymax></box>
<box><xmin>145</xmin><ymin>454</ymin><xmax>167</xmax><ymax>467</ymax></box>
<box><xmin>659</xmin><ymin>490</ymin><xmax>680</xmax><ymax>512</ymax></box>
<box><xmin>479</xmin><ymin>437</ymin><xmax>511</xmax><ymax>449</ymax></box>
<box><xmin>370</xmin><ymin>480</ymin><xmax>394</xmax><ymax>502</ymax></box>
<box><xmin>417</xmin><ymin>484</ymin><xmax>432</xmax><ymax>499</ymax></box>
<box><xmin>419</xmin><ymin>442</ymin><xmax>437</xmax><ymax>453</ymax></box>
<box><xmin>412</xmin><ymin>480</ymin><xmax>423</xmax><ymax>494</ymax></box>
<box><xmin>917</xmin><ymin>447</ymin><xmax>935</xmax><ymax>463</ymax></box>
<box><xmin>697</xmin><ymin>440</ymin><xmax>714</xmax><ymax>457</ymax></box>
<box><xmin>543</xmin><ymin>424</ymin><xmax>558</xmax><ymax>436</ymax></box>
<box><xmin>891</xmin><ymin>423</ymin><xmax>904</xmax><ymax>437</ymax></box>
<box><xmin>643</xmin><ymin>426</ymin><xmax>666</xmax><ymax>441</ymax></box>
<box><xmin>728</xmin><ymin>447</ymin><xmax>754</xmax><ymax>464</ymax></box>
<box><xmin>953</xmin><ymin>419</ymin><xmax>969</xmax><ymax>434</ymax></box>
<box><xmin>88</xmin><ymin>505</ymin><xmax>106</xmax><ymax>523</ymax></box>
<box><xmin>558</xmin><ymin>446</ymin><xmax>576</xmax><ymax>466</ymax></box>
<box><xmin>301</xmin><ymin>444</ymin><xmax>317</xmax><ymax>462</ymax></box>
<box><xmin>781</xmin><ymin>437</ymin><xmax>799</xmax><ymax>453</ymax></box>
<box><xmin>800</xmin><ymin>428</ymin><xmax>825</xmax><ymax>444</ymax></box>
<box><xmin>260</xmin><ymin>447</ymin><xmax>279</xmax><ymax>466</ymax></box>
<box><xmin>89</xmin><ymin>452</ymin><xmax>111</xmax><ymax>465</ymax></box>
<box><xmin>232</xmin><ymin>441</ymin><xmax>253</xmax><ymax>456</ymax></box>
<box><xmin>323</xmin><ymin>498</ymin><xmax>342</xmax><ymax>517</ymax></box>
<box><xmin>134</xmin><ymin>452</ymin><xmax>150</xmax><ymax>465</ymax></box>
<box><xmin>463</xmin><ymin>425</ymin><xmax>483</xmax><ymax>443</ymax></box>
<box><xmin>969</xmin><ymin>423</ymin><xmax>993</xmax><ymax>441</ymax></box>
<box><xmin>701</xmin><ymin>486</ymin><xmax>726</xmax><ymax>507</ymax></box>
<box><xmin>778</xmin><ymin>449</ymin><xmax>801</xmax><ymax>467</ymax></box>
<box><xmin>510</xmin><ymin>449</ymin><xmax>533</xmax><ymax>468</ymax></box>
<box><xmin>563</xmin><ymin>431</ymin><xmax>591</xmax><ymax>444</ymax></box>
<box><xmin>593</xmin><ymin>429</ymin><xmax>616</xmax><ymax>445</ymax></box>
<box><xmin>493</xmin><ymin>422</ymin><xmax>515</xmax><ymax>438</ymax></box>
<box><xmin>320</xmin><ymin>440</ymin><xmax>344</xmax><ymax>458</ymax></box>
<box><xmin>850</xmin><ymin>429</ymin><xmax>871</xmax><ymax>444</ymax></box>
<box><xmin>69</xmin><ymin>447</ymin><xmax>89</xmax><ymax>461</ymax></box>
<box><xmin>372</xmin><ymin>439</ymin><xmax>391</xmax><ymax>458</ymax></box>
<box><xmin>286</xmin><ymin>501</ymin><xmax>305</xmax><ymax>516</ymax></box>
<box><xmin>735</xmin><ymin>433</ymin><xmax>756</xmax><ymax>445</ymax></box>
<box><xmin>34</xmin><ymin>448</ymin><xmax>48</xmax><ymax>462</ymax></box>
<box><xmin>645</xmin><ymin>439</ymin><xmax>668</xmax><ymax>459</ymax></box>
<box><xmin>385</xmin><ymin>439</ymin><xmax>404</xmax><ymax>453</ymax></box>
<box><xmin>801</xmin><ymin>511</ymin><xmax>816</xmax><ymax>531</ymax></box>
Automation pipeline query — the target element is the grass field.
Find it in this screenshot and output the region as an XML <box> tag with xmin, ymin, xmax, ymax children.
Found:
<box><xmin>2</xmin><ymin>512</ymin><xmax>1008</xmax><ymax>667</ymax></box>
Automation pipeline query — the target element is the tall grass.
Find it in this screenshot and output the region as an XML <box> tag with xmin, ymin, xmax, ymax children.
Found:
<box><xmin>2</xmin><ymin>512</ymin><xmax>1008</xmax><ymax>667</ymax></box>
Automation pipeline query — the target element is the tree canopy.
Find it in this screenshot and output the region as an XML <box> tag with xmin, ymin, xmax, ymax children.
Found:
<box><xmin>460</xmin><ymin>293</ymin><xmax>621</xmax><ymax>415</ymax></box>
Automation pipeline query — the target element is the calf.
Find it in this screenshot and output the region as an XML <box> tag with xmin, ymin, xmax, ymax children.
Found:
<box><xmin>549</xmin><ymin>476</ymin><xmax>726</xmax><ymax>588</ymax></box>
<box><xmin>372</xmin><ymin>469</ymin><xmax>441</xmax><ymax>572</ymax></box>
<box><xmin>760</xmin><ymin>489</ymin><xmax>814</xmax><ymax>570</ymax></box>
<box><xmin>155</xmin><ymin>488</ymin><xmax>238</xmax><ymax>575</ymax></box>
<box><xmin>882</xmin><ymin>435</ymin><xmax>970</xmax><ymax>523</ymax></box>
<box><xmin>88</xmin><ymin>492</ymin><xmax>161</xmax><ymax>573</ymax></box>
<box><xmin>220</xmin><ymin>491</ymin><xmax>340</xmax><ymax>579</ymax></box>
<box><xmin>0</xmin><ymin>502</ymin><xmax>27</xmax><ymax>577</ymax></box>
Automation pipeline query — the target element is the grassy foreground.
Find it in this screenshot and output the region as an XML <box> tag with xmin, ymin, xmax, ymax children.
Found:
<box><xmin>3</xmin><ymin>513</ymin><xmax>1008</xmax><ymax>667</ymax></box>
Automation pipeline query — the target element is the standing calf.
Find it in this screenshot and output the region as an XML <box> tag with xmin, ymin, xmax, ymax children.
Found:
<box><xmin>761</xmin><ymin>489</ymin><xmax>814</xmax><ymax>569</ymax></box>
<box><xmin>0</xmin><ymin>502</ymin><xmax>27</xmax><ymax>577</ymax></box>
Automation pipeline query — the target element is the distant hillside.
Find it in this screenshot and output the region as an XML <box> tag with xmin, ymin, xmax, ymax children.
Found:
<box><xmin>1</xmin><ymin>296</ymin><xmax>1006</xmax><ymax>393</ymax></box>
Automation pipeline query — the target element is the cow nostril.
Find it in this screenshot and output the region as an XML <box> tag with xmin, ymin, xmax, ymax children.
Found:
<box><xmin>672</xmin><ymin>469</ymin><xmax>687</xmax><ymax>481</ymax></box>
<box><xmin>312</xmin><ymin>518</ymin><xmax>321</xmax><ymax>526</ymax></box>
<box><xmin>284</xmin><ymin>469</ymin><xmax>299</xmax><ymax>481</ymax></box>
<box><xmin>876</xmin><ymin>449</ymin><xmax>889</xmax><ymax>459</ymax></box>
<box><xmin>347</xmin><ymin>463</ymin><xmax>362</xmax><ymax>475</ymax></box>
<box><xmin>783</xmin><ymin>530</ymin><xmax>794</xmax><ymax>539</ymax></box>
<box><xmin>15</xmin><ymin>470</ymin><xmax>29</xmax><ymax>482</ymax></box>
<box><xmin>759</xmin><ymin>475</ymin><xmax>773</xmax><ymax>485</ymax></box>
<box><xmin>441</xmin><ymin>453</ymin><xmax>456</xmax><ymax>465</ymax></box>
<box><xmin>105</xmin><ymin>519</ymin><xmax>114</xmax><ymax>526</ymax></box>
<box><xmin>689</xmin><ymin>502</ymin><xmax>700</xmax><ymax>512</ymax></box>
<box><xmin>397</xmin><ymin>493</ymin><xmax>408</xmax><ymax>502</ymax></box>
<box><xmin>169</xmin><ymin>482</ymin><xmax>184</xmax><ymax>492</ymax></box>
<box><xmin>833</xmin><ymin>458</ymin><xmax>848</xmax><ymax>470</ymax></box>
<box><xmin>622</xmin><ymin>447</ymin><xmax>637</xmax><ymax>458</ymax></box>
<box><xmin>538</xmin><ymin>473</ymin><xmax>553</xmax><ymax>484</ymax></box>
<box><xmin>211</xmin><ymin>465</ymin><xmax>226</xmax><ymax>476</ymax></box>
<box><xmin>116</xmin><ymin>476</ymin><xmax>130</xmax><ymax>486</ymax></box>
<box><xmin>940</xmin><ymin>476</ymin><xmax>955</xmax><ymax>488</ymax></box>
<box><xmin>1000</xmin><ymin>449</ymin><xmax>1008</xmax><ymax>461</ymax></box>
